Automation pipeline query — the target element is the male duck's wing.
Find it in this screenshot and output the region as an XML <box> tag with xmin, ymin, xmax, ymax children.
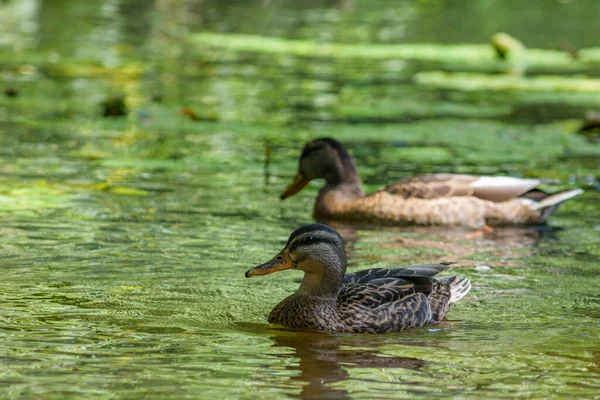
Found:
<box><xmin>383</xmin><ymin>173</ymin><xmax>541</xmax><ymax>202</ymax></box>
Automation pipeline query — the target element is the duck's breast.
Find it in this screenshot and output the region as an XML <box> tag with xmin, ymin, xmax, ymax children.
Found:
<box><xmin>268</xmin><ymin>295</ymin><xmax>342</xmax><ymax>331</ymax></box>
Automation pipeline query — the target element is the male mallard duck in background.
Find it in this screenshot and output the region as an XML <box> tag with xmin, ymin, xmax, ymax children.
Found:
<box><xmin>280</xmin><ymin>138</ymin><xmax>583</xmax><ymax>228</ymax></box>
<box><xmin>246</xmin><ymin>224</ymin><xmax>471</xmax><ymax>333</ymax></box>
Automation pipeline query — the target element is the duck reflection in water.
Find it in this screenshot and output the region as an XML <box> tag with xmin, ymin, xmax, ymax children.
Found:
<box><xmin>268</xmin><ymin>329</ymin><xmax>426</xmax><ymax>400</ymax></box>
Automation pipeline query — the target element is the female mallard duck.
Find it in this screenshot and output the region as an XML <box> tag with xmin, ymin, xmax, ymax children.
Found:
<box><xmin>245</xmin><ymin>224</ymin><xmax>471</xmax><ymax>333</ymax></box>
<box><xmin>279</xmin><ymin>138</ymin><xmax>583</xmax><ymax>228</ymax></box>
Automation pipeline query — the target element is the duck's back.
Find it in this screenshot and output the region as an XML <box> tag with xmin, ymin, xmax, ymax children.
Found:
<box><xmin>327</xmin><ymin>191</ymin><xmax>539</xmax><ymax>228</ymax></box>
<box><xmin>383</xmin><ymin>174</ymin><xmax>539</xmax><ymax>201</ymax></box>
<box><xmin>315</xmin><ymin>174</ymin><xmax>582</xmax><ymax>228</ymax></box>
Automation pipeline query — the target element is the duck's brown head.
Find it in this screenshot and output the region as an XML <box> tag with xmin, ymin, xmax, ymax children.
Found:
<box><xmin>280</xmin><ymin>138</ymin><xmax>361</xmax><ymax>200</ymax></box>
<box><xmin>245</xmin><ymin>224</ymin><xmax>347</xmax><ymax>297</ymax></box>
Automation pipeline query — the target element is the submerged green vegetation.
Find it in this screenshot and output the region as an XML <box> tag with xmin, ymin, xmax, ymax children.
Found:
<box><xmin>1</xmin><ymin>0</ymin><xmax>599</xmax><ymax>399</ymax></box>
<box><xmin>191</xmin><ymin>31</ymin><xmax>600</xmax><ymax>73</ymax></box>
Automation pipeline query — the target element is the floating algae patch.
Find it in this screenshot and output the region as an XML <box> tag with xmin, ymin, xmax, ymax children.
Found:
<box><xmin>579</xmin><ymin>47</ymin><xmax>600</xmax><ymax>63</ymax></box>
<box><xmin>378</xmin><ymin>147</ymin><xmax>454</xmax><ymax>165</ymax></box>
<box><xmin>336</xmin><ymin>99</ymin><xmax>513</xmax><ymax>122</ymax></box>
<box><xmin>190</xmin><ymin>32</ymin><xmax>599</xmax><ymax>74</ymax></box>
<box><xmin>415</xmin><ymin>71</ymin><xmax>600</xmax><ymax>93</ymax></box>
<box><xmin>0</xmin><ymin>182</ymin><xmax>73</xmax><ymax>214</ymax></box>
<box><xmin>333</xmin><ymin>83</ymin><xmax>515</xmax><ymax>122</ymax></box>
<box><xmin>100</xmin><ymin>158</ymin><xmax>192</xmax><ymax>172</ymax></box>
<box><xmin>190</xmin><ymin>32</ymin><xmax>494</xmax><ymax>61</ymax></box>
<box><xmin>45</xmin><ymin>63</ymin><xmax>144</xmax><ymax>80</ymax></box>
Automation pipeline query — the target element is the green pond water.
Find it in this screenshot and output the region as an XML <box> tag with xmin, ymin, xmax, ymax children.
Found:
<box><xmin>1</xmin><ymin>1</ymin><xmax>600</xmax><ymax>398</ymax></box>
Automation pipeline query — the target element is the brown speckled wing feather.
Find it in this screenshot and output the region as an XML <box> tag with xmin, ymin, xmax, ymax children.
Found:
<box><xmin>383</xmin><ymin>173</ymin><xmax>541</xmax><ymax>202</ymax></box>
<box><xmin>339</xmin><ymin>264</ymin><xmax>451</xmax><ymax>309</ymax></box>
<box><xmin>384</xmin><ymin>174</ymin><xmax>478</xmax><ymax>199</ymax></box>
<box><xmin>342</xmin><ymin>264</ymin><xmax>451</xmax><ymax>285</ymax></box>
<box><xmin>340</xmin><ymin>293</ymin><xmax>433</xmax><ymax>333</ymax></box>
<box><xmin>338</xmin><ymin>265</ymin><xmax>458</xmax><ymax>332</ymax></box>
<box><xmin>339</xmin><ymin>278</ymin><xmax>416</xmax><ymax>308</ymax></box>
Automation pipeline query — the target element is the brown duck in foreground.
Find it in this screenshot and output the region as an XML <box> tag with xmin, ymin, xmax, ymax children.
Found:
<box><xmin>280</xmin><ymin>138</ymin><xmax>583</xmax><ymax>229</ymax></box>
<box><xmin>246</xmin><ymin>224</ymin><xmax>471</xmax><ymax>333</ymax></box>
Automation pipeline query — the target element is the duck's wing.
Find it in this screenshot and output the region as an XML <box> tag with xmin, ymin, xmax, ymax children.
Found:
<box><xmin>342</xmin><ymin>264</ymin><xmax>451</xmax><ymax>285</ymax></box>
<box><xmin>340</xmin><ymin>265</ymin><xmax>472</xmax><ymax>333</ymax></box>
<box><xmin>383</xmin><ymin>173</ymin><xmax>541</xmax><ymax>202</ymax></box>
<box><xmin>339</xmin><ymin>264</ymin><xmax>451</xmax><ymax>309</ymax></box>
<box><xmin>339</xmin><ymin>278</ymin><xmax>416</xmax><ymax>309</ymax></box>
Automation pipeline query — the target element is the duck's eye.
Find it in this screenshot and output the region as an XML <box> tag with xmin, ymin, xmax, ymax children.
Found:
<box><xmin>304</xmin><ymin>236</ymin><xmax>315</xmax><ymax>244</ymax></box>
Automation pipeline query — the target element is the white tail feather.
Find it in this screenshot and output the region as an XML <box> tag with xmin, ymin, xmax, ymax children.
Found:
<box><xmin>534</xmin><ymin>189</ymin><xmax>584</xmax><ymax>221</ymax></box>
<box><xmin>471</xmin><ymin>176</ymin><xmax>541</xmax><ymax>201</ymax></box>
<box><xmin>534</xmin><ymin>189</ymin><xmax>584</xmax><ymax>211</ymax></box>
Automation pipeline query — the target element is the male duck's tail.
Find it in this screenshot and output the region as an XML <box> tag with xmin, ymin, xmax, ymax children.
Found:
<box><xmin>533</xmin><ymin>189</ymin><xmax>584</xmax><ymax>221</ymax></box>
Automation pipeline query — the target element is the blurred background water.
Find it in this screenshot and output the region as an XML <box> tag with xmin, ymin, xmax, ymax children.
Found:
<box><xmin>1</xmin><ymin>0</ymin><xmax>599</xmax><ymax>398</ymax></box>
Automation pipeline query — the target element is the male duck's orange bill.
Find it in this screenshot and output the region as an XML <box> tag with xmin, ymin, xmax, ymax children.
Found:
<box><xmin>280</xmin><ymin>173</ymin><xmax>309</xmax><ymax>200</ymax></box>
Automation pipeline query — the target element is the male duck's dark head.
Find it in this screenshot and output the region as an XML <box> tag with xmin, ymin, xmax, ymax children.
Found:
<box><xmin>280</xmin><ymin>138</ymin><xmax>362</xmax><ymax>200</ymax></box>
<box><xmin>245</xmin><ymin>224</ymin><xmax>347</xmax><ymax>298</ymax></box>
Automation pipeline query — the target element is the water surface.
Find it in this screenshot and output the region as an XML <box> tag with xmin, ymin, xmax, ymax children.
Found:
<box><xmin>1</xmin><ymin>1</ymin><xmax>599</xmax><ymax>399</ymax></box>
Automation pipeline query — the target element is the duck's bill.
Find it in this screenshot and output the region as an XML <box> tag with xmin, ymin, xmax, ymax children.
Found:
<box><xmin>280</xmin><ymin>173</ymin><xmax>309</xmax><ymax>200</ymax></box>
<box><xmin>245</xmin><ymin>249</ymin><xmax>294</xmax><ymax>277</ymax></box>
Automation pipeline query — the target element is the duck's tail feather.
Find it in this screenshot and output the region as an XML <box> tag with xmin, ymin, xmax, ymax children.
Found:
<box><xmin>534</xmin><ymin>189</ymin><xmax>583</xmax><ymax>221</ymax></box>
<box><xmin>438</xmin><ymin>275</ymin><xmax>472</xmax><ymax>304</ymax></box>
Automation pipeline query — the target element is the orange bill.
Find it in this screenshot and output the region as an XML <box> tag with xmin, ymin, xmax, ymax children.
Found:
<box><xmin>280</xmin><ymin>173</ymin><xmax>309</xmax><ymax>200</ymax></box>
<box><xmin>245</xmin><ymin>248</ymin><xmax>295</xmax><ymax>277</ymax></box>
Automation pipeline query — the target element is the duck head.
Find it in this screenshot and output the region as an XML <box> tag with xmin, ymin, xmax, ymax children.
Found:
<box><xmin>280</xmin><ymin>138</ymin><xmax>363</xmax><ymax>200</ymax></box>
<box><xmin>246</xmin><ymin>224</ymin><xmax>347</xmax><ymax>298</ymax></box>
